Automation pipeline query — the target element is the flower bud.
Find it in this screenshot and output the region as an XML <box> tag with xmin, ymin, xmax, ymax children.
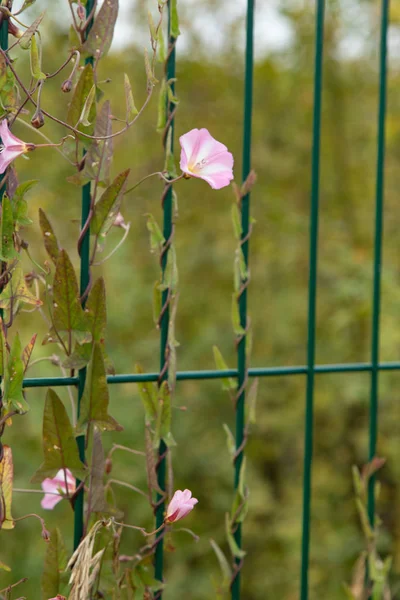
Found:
<box><xmin>31</xmin><ymin>109</ymin><xmax>45</xmax><ymax>129</ymax></box>
<box><xmin>165</xmin><ymin>489</ymin><xmax>198</xmax><ymax>524</ymax></box>
<box><xmin>113</xmin><ymin>212</ymin><xmax>126</xmax><ymax>228</ymax></box>
<box><xmin>8</xmin><ymin>20</ymin><xmax>23</xmax><ymax>39</ymax></box>
<box><xmin>105</xmin><ymin>457</ymin><xmax>113</xmax><ymax>474</ymax></box>
<box><xmin>41</xmin><ymin>526</ymin><xmax>51</xmax><ymax>542</ymax></box>
<box><xmin>61</xmin><ymin>79</ymin><xmax>73</xmax><ymax>93</ymax></box>
<box><xmin>77</xmin><ymin>3</ymin><xmax>86</xmax><ymax>20</ymax></box>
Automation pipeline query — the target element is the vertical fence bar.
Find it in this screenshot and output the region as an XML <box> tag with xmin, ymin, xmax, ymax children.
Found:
<box><xmin>231</xmin><ymin>1</ymin><xmax>254</xmax><ymax>599</ymax></box>
<box><xmin>0</xmin><ymin>9</ymin><xmax>7</xmax><ymax>464</ymax></box>
<box><xmin>368</xmin><ymin>0</ymin><xmax>389</xmax><ymax>527</ymax></box>
<box><xmin>154</xmin><ymin>2</ymin><xmax>176</xmax><ymax>593</ymax></box>
<box><xmin>300</xmin><ymin>1</ymin><xmax>325</xmax><ymax>599</ymax></box>
<box><xmin>74</xmin><ymin>0</ymin><xmax>95</xmax><ymax>550</ymax></box>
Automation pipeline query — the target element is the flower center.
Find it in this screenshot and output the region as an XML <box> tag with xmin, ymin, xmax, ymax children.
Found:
<box><xmin>194</xmin><ymin>158</ymin><xmax>207</xmax><ymax>170</ymax></box>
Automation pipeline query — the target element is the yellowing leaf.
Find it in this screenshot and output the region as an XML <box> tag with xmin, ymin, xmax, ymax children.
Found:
<box><xmin>0</xmin><ymin>446</ymin><xmax>14</xmax><ymax>530</ymax></box>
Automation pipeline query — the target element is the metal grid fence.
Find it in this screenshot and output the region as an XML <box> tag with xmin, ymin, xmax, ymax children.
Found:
<box><xmin>0</xmin><ymin>0</ymin><xmax>392</xmax><ymax>599</ymax></box>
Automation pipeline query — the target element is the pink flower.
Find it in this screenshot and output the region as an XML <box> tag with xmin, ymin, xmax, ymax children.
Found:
<box><xmin>0</xmin><ymin>119</ymin><xmax>33</xmax><ymax>174</ymax></box>
<box><xmin>179</xmin><ymin>128</ymin><xmax>234</xmax><ymax>190</ymax></box>
<box><xmin>41</xmin><ymin>469</ymin><xmax>75</xmax><ymax>510</ymax></box>
<box><xmin>166</xmin><ymin>489</ymin><xmax>198</xmax><ymax>523</ymax></box>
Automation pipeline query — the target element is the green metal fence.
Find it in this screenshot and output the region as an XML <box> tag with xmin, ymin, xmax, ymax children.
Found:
<box><xmin>0</xmin><ymin>0</ymin><xmax>392</xmax><ymax>598</ymax></box>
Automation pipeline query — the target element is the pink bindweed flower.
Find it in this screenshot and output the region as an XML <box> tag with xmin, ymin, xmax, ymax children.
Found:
<box><xmin>165</xmin><ymin>489</ymin><xmax>198</xmax><ymax>524</ymax></box>
<box><xmin>179</xmin><ymin>128</ymin><xmax>234</xmax><ymax>190</ymax></box>
<box><xmin>0</xmin><ymin>119</ymin><xmax>34</xmax><ymax>174</ymax></box>
<box><xmin>41</xmin><ymin>469</ymin><xmax>75</xmax><ymax>510</ymax></box>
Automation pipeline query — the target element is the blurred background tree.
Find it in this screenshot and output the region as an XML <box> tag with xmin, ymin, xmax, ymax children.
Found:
<box><xmin>2</xmin><ymin>0</ymin><xmax>400</xmax><ymax>598</ymax></box>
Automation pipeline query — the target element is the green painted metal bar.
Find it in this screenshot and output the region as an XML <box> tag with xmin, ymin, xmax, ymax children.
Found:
<box><xmin>74</xmin><ymin>0</ymin><xmax>95</xmax><ymax>550</ymax></box>
<box><xmin>232</xmin><ymin>2</ymin><xmax>254</xmax><ymax>598</ymax></box>
<box><xmin>21</xmin><ymin>360</ymin><xmax>400</xmax><ymax>388</ymax></box>
<box><xmin>368</xmin><ymin>0</ymin><xmax>390</xmax><ymax>529</ymax></box>
<box><xmin>0</xmin><ymin>9</ymin><xmax>7</xmax><ymax>462</ymax></box>
<box><xmin>300</xmin><ymin>1</ymin><xmax>325</xmax><ymax>599</ymax></box>
<box><xmin>154</xmin><ymin>2</ymin><xmax>176</xmax><ymax>592</ymax></box>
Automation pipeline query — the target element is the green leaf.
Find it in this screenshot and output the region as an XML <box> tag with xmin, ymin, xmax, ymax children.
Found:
<box><xmin>3</xmin><ymin>333</ymin><xmax>29</xmax><ymax>414</ymax></box>
<box><xmin>156</xmin><ymin>79</ymin><xmax>167</xmax><ymax>133</ymax></box>
<box><xmin>19</xmin><ymin>13</ymin><xmax>44</xmax><ymax>50</ymax></box>
<box><xmin>355</xmin><ymin>498</ymin><xmax>374</xmax><ymax>542</ymax></box>
<box><xmin>231</xmin><ymin>203</ymin><xmax>242</xmax><ymax>240</ymax></box>
<box><xmin>0</xmin><ymin>53</ymin><xmax>16</xmax><ymax>114</ymax></box>
<box><xmin>0</xmin><ymin>195</ymin><xmax>17</xmax><ymax>261</ymax></box>
<box><xmin>231</xmin><ymin>293</ymin><xmax>245</xmax><ymax>336</ymax></box>
<box><xmin>67</xmin><ymin>101</ymin><xmax>113</xmax><ymax>187</ymax></box>
<box><xmin>145</xmin><ymin>424</ymin><xmax>163</xmax><ymax>496</ymax></box>
<box><xmin>77</xmin><ymin>343</ymin><xmax>123</xmax><ymax>433</ymax></box>
<box><xmin>67</xmin><ymin>63</ymin><xmax>96</xmax><ymax>136</ymax></box>
<box><xmin>39</xmin><ymin>208</ymin><xmax>60</xmax><ymax>264</ymax></box>
<box><xmin>157</xmin><ymin>25</ymin><xmax>166</xmax><ymax>63</ymax></box>
<box><xmin>162</xmin><ymin>244</ymin><xmax>178</xmax><ymax>292</ymax></box>
<box><xmin>145</xmin><ymin>213</ymin><xmax>165</xmax><ymax>254</ymax></box>
<box><xmin>0</xmin><ymin>560</ymin><xmax>11</xmax><ymax>571</ymax></box>
<box><xmin>154</xmin><ymin>381</ymin><xmax>175</xmax><ymax>448</ymax></box>
<box><xmin>135</xmin><ymin>364</ymin><xmax>158</xmax><ymax>421</ymax></box>
<box><xmin>225</xmin><ymin>513</ymin><xmax>246</xmax><ymax>559</ymax></box>
<box><xmin>79</xmin><ymin>84</ymin><xmax>96</xmax><ymax>127</ymax></box>
<box><xmin>210</xmin><ymin>539</ymin><xmax>231</xmax><ymax>589</ymax></box>
<box><xmin>170</xmin><ymin>0</ymin><xmax>181</xmax><ymax>38</ymax></box>
<box><xmin>62</xmin><ymin>277</ymin><xmax>112</xmax><ymax>370</ymax></box>
<box><xmin>163</xmin><ymin>127</ymin><xmax>177</xmax><ymax>177</ymax></box>
<box><xmin>88</xmin><ymin>429</ymin><xmax>109</xmax><ymax>513</ymax></box>
<box><xmin>0</xmin><ymin>446</ymin><xmax>14</xmax><ymax>530</ymax></box>
<box><xmin>91</xmin><ymin>169</ymin><xmax>130</xmax><ymax>251</ymax></box>
<box><xmin>153</xmin><ymin>280</ymin><xmax>162</xmax><ymax>326</ymax></box>
<box><xmin>148</xmin><ymin>10</ymin><xmax>156</xmax><ymax>42</ymax></box>
<box><xmin>168</xmin><ymin>294</ymin><xmax>179</xmax><ymax>389</ymax></box>
<box><xmin>0</xmin><ymin>262</ymin><xmax>42</xmax><ymax>312</ymax></box>
<box><xmin>29</xmin><ymin>34</ymin><xmax>46</xmax><ymax>80</ymax></box>
<box><xmin>52</xmin><ymin>250</ymin><xmax>91</xmax><ymax>344</ymax></box>
<box><xmin>41</xmin><ymin>527</ymin><xmax>68</xmax><ymax>600</ymax></box>
<box><xmin>17</xmin><ymin>0</ymin><xmax>37</xmax><ymax>13</ymax></box>
<box><xmin>144</xmin><ymin>48</ymin><xmax>158</xmax><ymax>86</ymax></box>
<box><xmin>12</xmin><ymin>180</ymin><xmax>37</xmax><ymax>228</ymax></box>
<box><xmin>213</xmin><ymin>346</ymin><xmax>236</xmax><ymax>391</ymax></box>
<box><xmin>247</xmin><ymin>378</ymin><xmax>258</xmax><ymax>425</ymax></box>
<box><xmin>124</xmin><ymin>74</ymin><xmax>138</xmax><ymax>121</ymax></box>
<box><xmin>223</xmin><ymin>424</ymin><xmax>235</xmax><ymax>460</ymax></box>
<box><xmin>83</xmin><ymin>0</ymin><xmax>119</xmax><ymax>59</ymax></box>
<box><xmin>68</xmin><ymin>24</ymin><xmax>81</xmax><ymax>52</ymax></box>
<box><xmin>32</xmin><ymin>389</ymin><xmax>87</xmax><ymax>483</ymax></box>
<box><xmin>0</xmin><ymin>318</ymin><xmax>6</xmax><ymax>378</ymax></box>
<box><xmin>231</xmin><ymin>458</ymin><xmax>249</xmax><ymax>524</ymax></box>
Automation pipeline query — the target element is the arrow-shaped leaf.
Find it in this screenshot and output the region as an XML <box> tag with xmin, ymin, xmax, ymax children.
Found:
<box><xmin>41</xmin><ymin>527</ymin><xmax>68</xmax><ymax>600</ymax></box>
<box><xmin>32</xmin><ymin>389</ymin><xmax>87</xmax><ymax>483</ymax></box>
<box><xmin>39</xmin><ymin>208</ymin><xmax>60</xmax><ymax>264</ymax></box>
<box><xmin>3</xmin><ymin>333</ymin><xmax>28</xmax><ymax>414</ymax></box>
<box><xmin>77</xmin><ymin>343</ymin><xmax>122</xmax><ymax>433</ymax></box>
<box><xmin>91</xmin><ymin>169</ymin><xmax>130</xmax><ymax>251</ymax></box>
<box><xmin>0</xmin><ymin>195</ymin><xmax>17</xmax><ymax>261</ymax></box>
<box><xmin>82</xmin><ymin>0</ymin><xmax>119</xmax><ymax>60</ymax></box>
<box><xmin>52</xmin><ymin>249</ymin><xmax>91</xmax><ymax>345</ymax></box>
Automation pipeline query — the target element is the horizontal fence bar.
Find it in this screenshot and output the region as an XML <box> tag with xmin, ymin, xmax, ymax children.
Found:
<box><xmin>22</xmin><ymin>361</ymin><xmax>400</xmax><ymax>388</ymax></box>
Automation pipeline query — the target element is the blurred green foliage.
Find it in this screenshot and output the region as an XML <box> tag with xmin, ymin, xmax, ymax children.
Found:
<box><xmin>1</xmin><ymin>1</ymin><xmax>400</xmax><ymax>599</ymax></box>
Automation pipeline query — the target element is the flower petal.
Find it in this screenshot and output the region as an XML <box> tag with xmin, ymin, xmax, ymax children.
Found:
<box><xmin>0</xmin><ymin>120</ymin><xmax>25</xmax><ymax>148</ymax></box>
